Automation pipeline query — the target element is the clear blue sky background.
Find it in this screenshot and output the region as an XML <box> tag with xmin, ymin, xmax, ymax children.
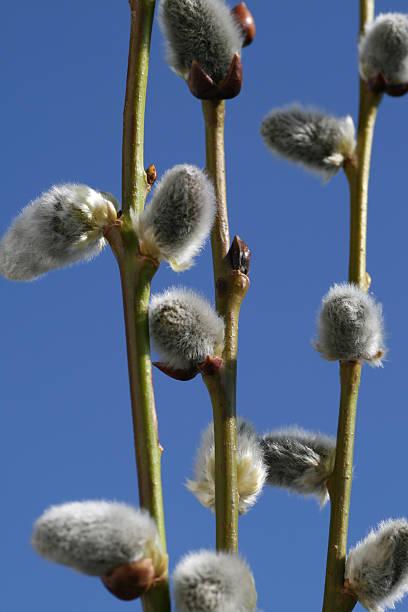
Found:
<box><xmin>2</xmin><ymin>1</ymin><xmax>408</xmax><ymax>611</ymax></box>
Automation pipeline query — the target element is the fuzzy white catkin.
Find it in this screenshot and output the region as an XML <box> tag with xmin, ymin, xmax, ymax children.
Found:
<box><xmin>173</xmin><ymin>550</ymin><xmax>257</xmax><ymax>612</ymax></box>
<box><xmin>134</xmin><ymin>165</ymin><xmax>216</xmax><ymax>270</ymax></box>
<box><xmin>149</xmin><ymin>287</ymin><xmax>225</xmax><ymax>370</ymax></box>
<box><xmin>345</xmin><ymin>519</ymin><xmax>408</xmax><ymax>612</ymax></box>
<box><xmin>187</xmin><ymin>418</ymin><xmax>266</xmax><ymax>514</ymax></box>
<box><xmin>359</xmin><ymin>13</ymin><xmax>408</xmax><ymax>85</ymax></box>
<box><xmin>31</xmin><ymin>501</ymin><xmax>165</xmax><ymax>577</ymax></box>
<box><xmin>259</xmin><ymin>427</ymin><xmax>336</xmax><ymax>506</ymax></box>
<box><xmin>313</xmin><ymin>283</ymin><xmax>386</xmax><ymax>366</ymax></box>
<box><xmin>159</xmin><ymin>0</ymin><xmax>243</xmax><ymax>82</ymax></box>
<box><xmin>0</xmin><ymin>184</ymin><xmax>118</xmax><ymax>281</ymax></box>
<box><xmin>260</xmin><ymin>105</ymin><xmax>356</xmax><ymax>181</ymax></box>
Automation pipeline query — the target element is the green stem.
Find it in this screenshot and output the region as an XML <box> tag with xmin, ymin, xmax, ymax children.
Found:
<box><xmin>122</xmin><ymin>0</ymin><xmax>156</xmax><ymax>216</ymax></box>
<box><xmin>106</xmin><ymin>227</ymin><xmax>170</xmax><ymax>612</ymax></box>
<box><xmin>322</xmin><ymin>3</ymin><xmax>382</xmax><ymax>611</ymax></box>
<box><xmin>106</xmin><ymin>2</ymin><xmax>171</xmax><ymax>609</ymax></box>
<box><xmin>322</xmin><ymin>362</ymin><xmax>361</xmax><ymax>612</ymax></box>
<box><xmin>359</xmin><ymin>0</ymin><xmax>374</xmax><ymax>31</ymax></box>
<box><xmin>202</xmin><ymin>100</ymin><xmax>230</xmax><ymax>284</ymax></box>
<box><xmin>201</xmin><ymin>98</ymin><xmax>249</xmax><ymax>552</ymax></box>
<box><xmin>202</xmin><ymin>271</ymin><xmax>249</xmax><ymax>551</ymax></box>
<box><xmin>346</xmin><ymin>88</ymin><xmax>382</xmax><ymax>289</ymax></box>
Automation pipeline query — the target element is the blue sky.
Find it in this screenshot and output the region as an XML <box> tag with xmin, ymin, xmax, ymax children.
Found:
<box><xmin>2</xmin><ymin>1</ymin><xmax>408</xmax><ymax>611</ymax></box>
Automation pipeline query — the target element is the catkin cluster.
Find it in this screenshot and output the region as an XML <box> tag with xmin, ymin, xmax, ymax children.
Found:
<box><xmin>346</xmin><ymin>519</ymin><xmax>408</xmax><ymax>612</ymax></box>
<box><xmin>159</xmin><ymin>0</ymin><xmax>243</xmax><ymax>82</ymax></box>
<box><xmin>31</xmin><ymin>501</ymin><xmax>165</xmax><ymax>578</ymax></box>
<box><xmin>0</xmin><ymin>184</ymin><xmax>118</xmax><ymax>281</ymax></box>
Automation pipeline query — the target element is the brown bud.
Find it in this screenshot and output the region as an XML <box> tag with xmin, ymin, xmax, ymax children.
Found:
<box><xmin>386</xmin><ymin>82</ymin><xmax>408</xmax><ymax>97</ymax></box>
<box><xmin>365</xmin><ymin>272</ymin><xmax>372</xmax><ymax>289</ymax></box>
<box><xmin>218</xmin><ymin>54</ymin><xmax>243</xmax><ymax>99</ymax></box>
<box><xmin>367</xmin><ymin>71</ymin><xmax>388</xmax><ymax>94</ymax></box>
<box><xmin>153</xmin><ymin>361</ymin><xmax>200</xmax><ymax>381</ymax></box>
<box><xmin>187</xmin><ymin>61</ymin><xmax>220</xmax><ymax>100</ymax></box>
<box><xmin>228</xmin><ymin>235</ymin><xmax>251</xmax><ymax>276</ymax></box>
<box><xmin>146</xmin><ymin>164</ymin><xmax>158</xmax><ymax>186</ymax></box>
<box><xmin>231</xmin><ymin>3</ymin><xmax>256</xmax><ymax>47</ymax></box>
<box><xmin>187</xmin><ymin>55</ymin><xmax>243</xmax><ymax>100</ymax></box>
<box><xmin>198</xmin><ymin>355</ymin><xmax>223</xmax><ymax>375</ymax></box>
<box><xmin>101</xmin><ymin>559</ymin><xmax>156</xmax><ymax>601</ymax></box>
<box><xmin>367</xmin><ymin>70</ymin><xmax>408</xmax><ymax>96</ymax></box>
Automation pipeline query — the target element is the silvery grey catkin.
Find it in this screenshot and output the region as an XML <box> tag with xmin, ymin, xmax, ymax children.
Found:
<box><xmin>345</xmin><ymin>519</ymin><xmax>408</xmax><ymax>612</ymax></box>
<box><xmin>134</xmin><ymin>164</ymin><xmax>216</xmax><ymax>270</ymax></box>
<box><xmin>0</xmin><ymin>184</ymin><xmax>118</xmax><ymax>281</ymax></box>
<box><xmin>31</xmin><ymin>501</ymin><xmax>165</xmax><ymax>577</ymax></box>
<box><xmin>260</xmin><ymin>105</ymin><xmax>356</xmax><ymax>181</ymax></box>
<box><xmin>159</xmin><ymin>0</ymin><xmax>243</xmax><ymax>82</ymax></box>
<box><xmin>359</xmin><ymin>13</ymin><xmax>408</xmax><ymax>86</ymax></box>
<box><xmin>149</xmin><ymin>287</ymin><xmax>225</xmax><ymax>370</ymax></box>
<box><xmin>187</xmin><ymin>418</ymin><xmax>267</xmax><ymax>515</ymax></box>
<box><xmin>173</xmin><ymin>550</ymin><xmax>257</xmax><ymax>612</ymax></box>
<box><xmin>313</xmin><ymin>283</ymin><xmax>386</xmax><ymax>366</ymax></box>
<box><xmin>259</xmin><ymin>427</ymin><xmax>336</xmax><ymax>505</ymax></box>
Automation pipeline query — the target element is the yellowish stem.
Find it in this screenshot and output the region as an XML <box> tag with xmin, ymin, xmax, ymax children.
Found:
<box><xmin>322</xmin><ymin>3</ymin><xmax>382</xmax><ymax>612</ymax></box>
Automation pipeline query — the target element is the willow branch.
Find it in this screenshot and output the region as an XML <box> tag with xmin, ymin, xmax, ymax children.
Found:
<box><xmin>322</xmin><ymin>362</ymin><xmax>361</xmax><ymax>612</ymax></box>
<box><xmin>322</xmin><ymin>3</ymin><xmax>381</xmax><ymax>611</ymax></box>
<box><xmin>122</xmin><ymin>0</ymin><xmax>156</xmax><ymax>217</ymax></box>
<box><xmin>106</xmin><ymin>227</ymin><xmax>170</xmax><ymax>612</ymax></box>
<box><xmin>107</xmin><ymin>2</ymin><xmax>171</xmax><ymax>610</ymax></box>
<box><xmin>201</xmin><ymin>99</ymin><xmax>249</xmax><ymax>552</ymax></box>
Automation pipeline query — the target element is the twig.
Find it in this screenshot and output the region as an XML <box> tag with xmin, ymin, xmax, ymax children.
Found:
<box><xmin>322</xmin><ymin>2</ymin><xmax>381</xmax><ymax>611</ymax></box>
<box><xmin>107</xmin><ymin>2</ymin><xmax>171</xmax><ymax>610</ymax></box>
<box><xmin>122</xmin><ymin>0</ymin><xmax>157</xmax><ymax>217</ymax></box>
<box><xmin>201</xmin><ymin>99</ymin><xmax>249</xmax><ymax>552</ymax></box>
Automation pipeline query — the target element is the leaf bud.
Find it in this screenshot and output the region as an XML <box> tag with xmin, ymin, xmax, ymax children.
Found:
<box><xmin>228</xmin><ymin>235</ymin><xmax>251</xmax><ymax>275</ymax></box>
<box><xmin>231</xmin><ymin>3</ymin><xmax>255</xmax><ymax>47</ymax></box>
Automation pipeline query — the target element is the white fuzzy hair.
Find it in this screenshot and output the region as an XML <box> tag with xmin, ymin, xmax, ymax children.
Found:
<box><xmin>359</xmin><ymin>13</ymin><xmax>408</xmax><ymax>85</ymax></box>
<box><xmin>260</xmin><ymin>105</ymin><xmax>356</xmax><ymax>181</ymax></box>
<box><xmin>313</xmin><ymin>283</ymin><xmax>386</xmax><ymax>367</ymax></box>
<box><xmin>134</xmin><ymin>165</ymin><xmax>216</xmax><ymax>271</ymax></box>
<box><xmin>149</xmin><ymin>287</ymin><xmax>225</xmax><ymax>370</ymax></box>
<box><xmin>345</xmin><ymin>518</ymin><xmax>408</xmax><ymax>612</ymax></box>
<box><xmin>260</xmin><ymin>426</ymin><xmax>336</xmax><ymax>506</ymax></box>
<box><xmin>159</xmin><ymin>0</ymin><xmax>243</xmax><ymax>82</ymax></box>
<box><xmin>31</xmin><ymin>500</ymin><xmax>164</xmax><ymax>577</ymax></box>
<box><xmin>173</xmin><ymin>550</ymin><xmax>257</xmax><ymax>612</ymax></box>
<box><xmin>186</xmin><ymin>417</ymin><xmax>266</xmax><ymax>515</ymax></box>
<box><xmin>0</xmin><ymin>184</ymin><xmax>117</xmax><ymax>281</ymax></box>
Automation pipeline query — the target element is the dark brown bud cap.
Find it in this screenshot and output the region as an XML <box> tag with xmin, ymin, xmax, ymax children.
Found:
<box><xmin>153</xmin><ymin>361</ymin><xmax>200</xmax><ymax>381</ymax></box>
<box><xmin>228</xmin><ymin>235</ymin><xmax>251</xmax><ymax>276</ymax></box>
<box><xmin>101</xmin><ymin>559</ymin><xmax>156</xmax><ymax>601</ymax></box>
<box><xmin>367</xmin><ymin>71</ymin><xmax>408</xmax><ymax>96</ymax></box>
<box><xmin>187</xmin><ymin>55</ymin><xmax>243</xmax><ymax>100</ymax></box>
<box><xmin>231</xmin><ymin>3</ymin><xmax>256</xmax><ymax>47</ymax></box>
